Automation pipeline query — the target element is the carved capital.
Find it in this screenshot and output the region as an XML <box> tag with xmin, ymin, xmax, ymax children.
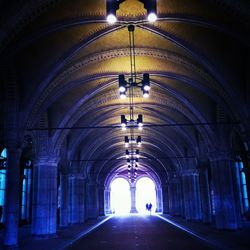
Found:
<box><xmin>209</xmin><ymin>150</ymin><xmax>234</xmax><ymax>162</ymax></box>
<box><xmin>181</xmin><ymin>169</ymin><xmax>199</xmax><ymax>176</ymax></box>
<box><xmin>68</xmin><ymin>173</ymin><xmax>85</xmax><ymax>180</ymax></box>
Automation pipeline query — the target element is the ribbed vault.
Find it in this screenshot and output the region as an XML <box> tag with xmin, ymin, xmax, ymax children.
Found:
<box><xmin>1</xmin><ymin>0</ymin><xmax>249</xmax><ymax>186</ymax></box>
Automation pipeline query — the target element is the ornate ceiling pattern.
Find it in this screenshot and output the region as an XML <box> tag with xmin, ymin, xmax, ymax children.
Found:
<box><xmin>1</xmin><ymin>0</ymin><xmax>250</xmax><ymax>185</ymax></box>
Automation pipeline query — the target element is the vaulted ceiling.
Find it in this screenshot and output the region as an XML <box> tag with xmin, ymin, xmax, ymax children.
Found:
<box><xmin>1</xmin><ymin>0</ymin><xmax>250</xmax><ymax>184</ymax></box>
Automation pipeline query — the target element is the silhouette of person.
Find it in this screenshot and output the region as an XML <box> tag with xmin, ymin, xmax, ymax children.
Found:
<box><xmin>148</xmin><ymin>203</ymin><xmax>152</xmax><ymax>215</ymax></box>
<box><xmin>146</xmin><ymin>203</ymin><xmax>149</xmax><ymax>211</ymax></box>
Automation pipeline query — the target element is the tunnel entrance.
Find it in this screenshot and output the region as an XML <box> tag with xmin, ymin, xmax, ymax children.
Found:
<box><xmin>110</xmin><ymin>178</ymin><xmax>131</xmax><ymax>215</ymax></box>
<box><xmin>136</xmin><ymin>177</ymin><xmax>156</xmax><ymax>214</ymax></box>
<box><xmin>110</xmin><ymin>176</ymin><xmax>157</xmax><ymax>215</ymax></box>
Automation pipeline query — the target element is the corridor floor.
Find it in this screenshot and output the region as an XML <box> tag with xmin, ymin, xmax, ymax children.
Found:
<box><xmin>66</xmin><ymin>215</ymin><xmax>215</xmax><ymax>250</ymax></box>
<box><xmin>1</xmin><ymin>215</ymin><xmax>250</xmax><ymax>249</ymax></box>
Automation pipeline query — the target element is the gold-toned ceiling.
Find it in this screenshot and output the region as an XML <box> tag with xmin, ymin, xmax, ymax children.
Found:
<box><xmin>1</xmin><ymin>0</ymin><xmax>249</xmax><ymax>182</ymax></box>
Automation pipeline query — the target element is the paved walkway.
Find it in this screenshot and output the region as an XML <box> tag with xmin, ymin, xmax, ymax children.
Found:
<box><xmin>0</xmin><ymin>215</ymin><xmax>250</xmax><ymax>249</ymax></box>
<box><xmin>159</xmin><ymin>214</ymin><xmax>250</xmax><ymax>250</ymax></box>
<box><xmin>66</xmin><ymin>215</ymin><xmax>214</xmax><ymax>250</ymax></box>
<box><xmin>0</xmin><ymin>217</ymin><xmax>111</xmax><ymax>250</ymax></box>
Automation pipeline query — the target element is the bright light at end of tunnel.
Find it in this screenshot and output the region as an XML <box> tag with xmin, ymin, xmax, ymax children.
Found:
<box><xmin>111</xmin><ymin>178</ymin><xmax>131</xmax><ymax>214</ymax></box>
<box><xmin>110</xmin><ymin>177</ymin><xmax>157</xmax><ymax>215</ymax></box>
<box><xmin>136</xmin><ymin>177</ymin><xmax>156</xmax><ymax>214</ymax></box>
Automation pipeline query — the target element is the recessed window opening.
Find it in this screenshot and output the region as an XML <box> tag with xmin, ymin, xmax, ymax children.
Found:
<box><xmin>20</xmin><ymin>160</ymin><xmax>32</xmax><ymax>224</ymax></box>
<box><xmin>0</xmin><ymin>148</ymin><xmax>7</xmax><ymax>223</ymax></box>
<box><xmin>238</xmin><ymin>161</ymin><xmax>249</xmax><ymax>213</ymax></box>
<box><xmin>110</xmin><ymin>178</ymin><xmax>131</xmax><ymax>215</ymax></box>
<box><xmin>136</xmin><ymin>177</ymin><xmax>156</xmax><ymax>214</ymax></box>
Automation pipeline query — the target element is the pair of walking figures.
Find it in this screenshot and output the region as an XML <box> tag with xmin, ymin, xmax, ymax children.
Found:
<box><xmin>146</xmin><ymin>203</ymin><xmax>152</xmax><ymax>215</ymax></box>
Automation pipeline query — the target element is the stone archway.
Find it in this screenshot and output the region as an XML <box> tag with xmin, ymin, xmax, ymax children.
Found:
<box><xmin>110</xmin><ymin>177</ymin><xmax>131</xmax><ymax>215</ymax></box>
<box><xmin>136</xmin><ymin>177</ymin><xmax>157</xmax><ymax>214</ymax></box>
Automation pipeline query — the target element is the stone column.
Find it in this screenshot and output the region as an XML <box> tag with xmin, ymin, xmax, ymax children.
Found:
<box><xmin>2</xmin><ymin>62</ymin><xmax>22</xmax><ymax>247</ymax></box>
<box><xmin>168</xmin><ymin>178</ymin><xmax>182</xmax><ymax>216</ymax></box>
<box><xmin>3</xmin><ymin>147</ymin><xmax>21</xmax><ymax>247</ymax></box>
<box><xmin>210</xmin><ymin>154</ymin><xmax>241</xmax><ymax>230</ymax></box>
<box><xmin>244</xmin><ymin>153</ymin><xmax>250</xmax><ymax>215</ymax></box>
<box><xmin>68</xmin><ymin>174</ymin><xmax>85</xmax><ymax>224</ymax></box>
<box><xmin>60</xmin><ymin>173</ymin><xmax>68</xmax><ymax>227</ymax></box>
<box><xmin>84</xmin><ymin>180</ymin><xmax>88</xmax><ymax>221</ymax></box>
<box><xmin>231</xmin><ymin>161</ymin><xmax>243</xmax><ymax>226</ymax></box>
<box><xmin>99</xmin><ymin>185</ymin><xmax>105</xmax><ymax>216</ymax></box>
<box><xmin>199</xmin><ymin>165</ymin><xmax>212</xmax><ymax>223</ymax></box>
<box><xmin>162</xmin><ymin>183</ymin><xmax>169</xmax><ymax>214</ymax></box>
<box><xmin>87</xmin><ymin>180</ymin><xmax>99</xmax><ymax>219</ymax></box>
<box><xmin>155</xmin><ymin>188</ymin><xmax>163</xmax><ymax>213</ymax></box>
<box><xmin>104</xmin><ymin>187</ymin><xmax>112</xmax><ymax>214</ymax></box>
<box><xmin>182</xmin><ymin>169</ymin><xmax>202</xmax><ymax>220</ymax></box>
<box><xmin>32</xmin><ymin>158</ymin><xmax>58</xmax><ymax>236</ymax></box>
<box><xmin>130</xmin><ymin>182</ymin><xmax>138</xmax><ymax>213</ymax></box>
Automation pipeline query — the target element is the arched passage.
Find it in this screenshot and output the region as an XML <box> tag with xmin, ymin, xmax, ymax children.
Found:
<box><xmin>136</xmin><ymin>177</ymin><xmax>157</xmax><ymax>214</ymax></box>
<box><xmin>110</xmin><ymin>177</ymin><xmax>131</xmax><ymax>215</ymax></box>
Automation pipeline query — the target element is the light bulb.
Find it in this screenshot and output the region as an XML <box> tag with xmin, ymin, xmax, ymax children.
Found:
<box><xmin>119</xmin><ymin>86</ymin><xmax>126</xmax><ymax>92</ymax></box>
<box><xmin>143</xmin><ymin>85</ymin><xmax>150</xmax><ymax>91</ymax></box>
<box><xmin>143</xmin><ymin>91</ymin><xmax>149</xmax><ymax>98</ymax></box>
<box><xmin>107</xmin><ymin>14</ymin><xmax>117</xmax><ymax>24</ymax></box>
<box><xmin>147</xmin><ymin>13</ymin><xmax>157</xmax><ymax>23</ymax></box>
<box><xmin>120</xmin><ymin>92</ymin><xmax>126</xmax><ymax>99</ymax></box>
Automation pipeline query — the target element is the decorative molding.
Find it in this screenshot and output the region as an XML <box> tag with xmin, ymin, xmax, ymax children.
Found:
<box><xmin>181</xmin><ymin>169</ymin><xmax>199</xmax><ymax>176</ymax></box>
<box><xmin>68</xmin><ymin>173</ymin><xmax>85</xmax><ymax>180</ymax></box>
<box><xmin>28</xmin><ymin>47</ymin><xmax>221</xmax><ymax>123</ymax></box>
<box><xmin>209</xmin><ymin>150</ymin><xmax>234</xmax><ymax>162</ymax></box>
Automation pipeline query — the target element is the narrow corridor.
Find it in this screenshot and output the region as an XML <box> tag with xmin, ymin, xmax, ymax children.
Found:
<box><xmin>66</xmin><ymin>215</ymin><xmax>214</xmax><ymax>250</ymax></box>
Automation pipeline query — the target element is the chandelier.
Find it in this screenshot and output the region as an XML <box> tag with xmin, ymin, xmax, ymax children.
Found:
<box><xmin>106</xmin><ymin>0</ymin><xmax>158</xmax><ymax>182</ymax></box>
<box><xmin>119</xmin><ymin>24</ymin><xmax>151</xmax><ymax>183</ymax></box>
<box><xmin>106</xmin><ymin>0</ymin><xmax>157</xmax><ymax>24</ymax></box>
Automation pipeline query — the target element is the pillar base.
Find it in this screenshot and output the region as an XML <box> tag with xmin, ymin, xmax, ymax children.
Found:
<box><xmin>32</xmin><ymin>233</ymin><xmax>57</xmax><ymax>240</ymax></box>
<box><xmin>60</xmin><ymin>225</ymin><xmax>69</xmax><ymax>229</ymax></box>
<box><xmin>105</xmin><ymin>209</ymin><xmax>112</xmax><ymax>214</ymax></box>
<box><xmin>3</xmin><ymin>244</ymin><xmax>19</xmax><ymax>250</ymax></box>
<box><xmin>155</xmin><ymin>209</ymin><xmax>162</xmax><ymax>213</ymax></box>
<box><xmin>130</xmin><ymin>208</ymin><xmax>138</xmax><ymax>213</ymax></box>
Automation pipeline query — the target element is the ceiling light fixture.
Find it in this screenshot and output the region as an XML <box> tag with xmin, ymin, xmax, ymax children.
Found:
<box><xmin>106</xmin><ymin>0</ymin><xmax>123</xmax><ymax>24</ymax></box>
<box><xmin>106</xmin><ymin>0</ymin><xmax>157</xmax><ymax>24</ymax></box>
<box><xmin>121</xmin><ymin>114</ymin><xmax>143</xmax><ymax>130</ymax></box>
<box><xmin>147</xmin><ymin>12</ymin><xmax>157</xmax><ymax>22</ymax></box>
<box><xmin>118</xmin><ymin>25</ymin><xmax>145</xmax><ymax>183</ymax></box>
<box><xmin>118</xmin><ymin>25</ymin><xmax>151</xmax><ymax>99</ymax></box>
<box><xmin>106</xmin><ymin>0</ymin><xmax>158</xmax><ymax>183</ymax></box>
<box><xmin>124</xmin><ymin>135</ymin><xmax>142</xmax><ymax>147</ymax></box>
